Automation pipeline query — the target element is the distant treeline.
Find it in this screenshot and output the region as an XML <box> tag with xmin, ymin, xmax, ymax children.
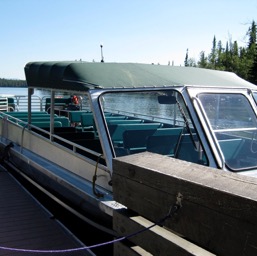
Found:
<box><xmin>0</xmin><ymin>78</ymin><xmax>27</xmax><ymax>87</ymax></box>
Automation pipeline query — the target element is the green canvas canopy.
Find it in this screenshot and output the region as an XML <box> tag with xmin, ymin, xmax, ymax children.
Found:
<box><xmin>24</xmin><ymin>61</ymin><xmax>256</xmax><ymax>91</ymax></box>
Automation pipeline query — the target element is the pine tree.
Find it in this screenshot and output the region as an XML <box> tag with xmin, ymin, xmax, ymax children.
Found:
<box><xmin>238</xmin><ymin>47</ymin><xmax>251</xmax><ymax>80</ymax></box>
<box><xmin>231</xmin><ymin>41</ymin><xmax>240</xmax><ymax>73</ymax></box>
<box><xmin>247</xmin><ymin>21</ymin><xmax>257</xmax><ymax>84</ymax></box>
<box><xmin>198</xmin><ymin>51</ymin><xmax>208</xmax><ymax>68</ymax></box>
<box><xmin>247</xmin><ymin>21</ymin><xmax>256</xmax><ymax>48</ymax></box>
<box><xmin>216</xmin><ymin>40</ymin><xmax>225</xmax><ymax>70</ymax></box>
<box><xmin>223</xmin><ymin>41</ymin><xmax>232</xmax><ymax>71</ymax></box>
<box><xmin>208</xmin><ymin>36</ymin><xmax>217</xmax><ymax>69</ymax></box>
<box><xmin>184</xmin><ymin>49</ymin><xmax>189</xmax><ymax>67</ymax></box>
<box><xmin>250</xmin><ymin>48</ymin><xmax>257</xmax><ymax>84</ymax></box>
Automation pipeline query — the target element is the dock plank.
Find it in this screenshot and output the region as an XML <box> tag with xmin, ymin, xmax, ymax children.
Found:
<box><xmin>0</xmin><ymin>166</ymin><xmax>93</xmax><ymax>255</ymax></box>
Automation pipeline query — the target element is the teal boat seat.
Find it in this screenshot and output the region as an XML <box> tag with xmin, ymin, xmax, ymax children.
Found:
<box><xmin>45</xmin><ymin>97</ymin><xmax>72</xmax><ymax>111</ymax></box>
<box><xmin>6</xmin><ymin>111</ymin><xmax>48</xmax><ymax>117</ymax></box>
<box><xmin>123</xmin><ymin>129</ymin><xmax>158</xmax><ymax>153</ymax></box>
<box><xmin>80</xmin><ymin>113</ymin><xmax>94</xmax><ymax>127</ymax></box>
<box><xmin>69</xmin><ymin>111</ymin><xmax>88</xmax><ymax>123</ymax></box>
<box><xmin>153</xmin><ymin>127</ymin><xmax>183</xmax><ymax>136</ymax></box>
<box><xmin>17</xmin><ymin>116</ymin><xmax>70</xmax><ymax>127</ymax></box>
<box><xmin>110</xmin><ymin>123</ymin><xmax>162</xmax><ymax>144</ymax></box>
<box><xmin>175</xmin><ymin>141</ymin><xmax>199</xmax><ymax>163</ymax></box>
<box><xmin>19</xmin><ymin>121</ymin><xmax>62</xmax><ymax>128</ymax></box>
<box><xmin>218</xmin><ymin>138</ymin><xmax>244</xmax><ymax>160</ymax></box>
<box><xmin>174</xmin><ymin>133</ymin><xmax>207</xmax><ymax>165</ymax></box>
<box><xmin>107</xmin><ymin>119</ymin><xmax>142</xmax><ymax>125</ymax></box>
<box><xmin>146</xmin><ymin>127</ymin><xmax>183</xmax><ymax>155</ymax></box>
<box><xmin>7</xmin><ymin>98</ymin><xmax>15</xmax><ymax>111</ymax></box>
<box><xmin>105</xmin><ymin>116</ymin><xmax>126</xmax><ymax>121</ymax></box>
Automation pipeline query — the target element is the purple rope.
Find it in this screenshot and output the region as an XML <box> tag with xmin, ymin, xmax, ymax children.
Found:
<box><xmin>0</xmin><ymin>236</ymin><xmax>126</xmax><ymax>253</ymax></box>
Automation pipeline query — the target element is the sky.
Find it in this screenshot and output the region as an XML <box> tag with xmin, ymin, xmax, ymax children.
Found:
<box><xmin>0</xmin><ymin>0</ymin><xmax>257</xmax><ymax>79</ymax></box>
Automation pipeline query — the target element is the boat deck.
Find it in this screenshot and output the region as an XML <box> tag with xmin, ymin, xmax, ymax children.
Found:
<box><xmin>0</xmin><ymin>165</ymin><xmax>93</xmax><ymax>256</ymax></box>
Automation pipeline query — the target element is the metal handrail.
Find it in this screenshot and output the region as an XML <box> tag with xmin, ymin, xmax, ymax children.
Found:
<box><xmin>17</xmin><ymin>95</ymin><xmax>43</xmax><ymax>112</ymax></box>
<box><xmin>1</xmin><ymin>111</ymin><xmax>106</xmax><ymax>168</ymax></box>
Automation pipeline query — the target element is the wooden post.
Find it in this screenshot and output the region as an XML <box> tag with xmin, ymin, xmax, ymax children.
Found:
<box><xmin>112</xmin><ymin>152</ymin><xmax>257</xmax><ymax>256</ymax></box>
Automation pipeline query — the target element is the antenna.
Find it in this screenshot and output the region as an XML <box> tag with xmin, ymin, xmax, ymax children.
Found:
<box><xmin>100</xmin><ymin>44</ymin><xmax>104</xmax><ymax>62</ymax></box>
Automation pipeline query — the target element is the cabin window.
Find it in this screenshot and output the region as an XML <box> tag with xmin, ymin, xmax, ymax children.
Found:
<box><xmin>198</xmin><ymin>93</ymin><xmax>257</xmax><ymax>171</ymax></box>
<box><xmin>100</xmin><ymin>90</ymin><xmax>208</xmax><ymax>166</ymax></box>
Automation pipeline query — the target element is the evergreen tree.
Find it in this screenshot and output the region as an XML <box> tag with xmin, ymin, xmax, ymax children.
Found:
<box><xmin>208</xmin><ymin>36</ymin><xmax>217</xmax><ymax>69</ymax></box>
<box><xmin>247</xmin><ymin>21</ymin><xmax>257</xmax><ymax>84</ymax></box>
<box><xmin>198</xmin><ymin>51</ymin><xmax>208</xmax><ymax>68</ymax></box>
<box><xmin>216</xmin><ymin>40</ymin><xmax>225</xmax><ymax>70</ymax></box>
<box><xmin>188</xmin><ymin>58</ymin><xmax>197</xmax><ymax>67</ymax></box>
<box><xmin>250</xmin><ymin>47</ymin><xmax>257</xmax><ymax>84</ymax></box>
<box><xmin>223</xmin><ymin>41</ymin><xmax>232</xmax><ymax>71</ymax></box>
<box><xmin>238</xmin><ymin>47</ymin><xmax>251</xmax><ymax>80</ymax></box>
<box><xmin>247</xmin><ymin>21</ymin><xmax>256</xmax><ymax>48</ymax></box>
<box><xmin>184</xmin><ymin>48</ymin><xmax>189</xmax><ymax>67</ymax></box>
<box><xmin>231</xmin><ymin>41</ymin><xmax>240</xmax><ymax>73</ymax></box>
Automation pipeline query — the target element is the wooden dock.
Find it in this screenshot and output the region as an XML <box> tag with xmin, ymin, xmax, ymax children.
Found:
<box><xmin>0</xmin><ymin>165</ymin><xmax>94</xmax><ymax>256</ymax></box>
<box><xmin>112</xmin><ymin>152</ymin><xmax>257</xmax><ymax>256</ymax></box>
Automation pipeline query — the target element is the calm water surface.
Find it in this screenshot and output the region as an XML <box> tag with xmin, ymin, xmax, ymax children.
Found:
<box><xmin>0</xmin><ymin>87</ymin><xmax>51</xmax><ymax>97</ymax></box>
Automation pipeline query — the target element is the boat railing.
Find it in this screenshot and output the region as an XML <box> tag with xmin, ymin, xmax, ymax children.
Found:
<box><xmin>3</xmin><ymin>115</ymin><xmax>106</xmax><ymax>165</ymax></box>
<box><xmin>8</xmin><ymin>95</ymin><xmax>43</xmax><ymax>112</ymax></box>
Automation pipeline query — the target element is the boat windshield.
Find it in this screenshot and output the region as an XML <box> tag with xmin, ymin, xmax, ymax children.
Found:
<box><xmin>198</xmin><ymin>93</ymin><xmax>257</xmax><ymax>171</ymax></box>
<box><xmin>100</xmin><ymin>90</ymin><xmax>208</xmax><ymax>165</ymax></box>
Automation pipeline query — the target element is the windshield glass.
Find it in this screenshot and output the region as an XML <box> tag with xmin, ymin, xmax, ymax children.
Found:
<box><xmin>198</xmin><ymin>93</ymin><xmax>257</xmax><ymax>171</ymax></box>
<box><xmin>100</xmin><ymin>90</ymin><xmax>208</xmax><ymax>165</ymax></box>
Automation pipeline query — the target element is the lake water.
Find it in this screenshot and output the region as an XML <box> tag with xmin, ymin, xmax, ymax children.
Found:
<box><xmin>0</xmin><ymin>87</ymin><xmax>50</xmax><ymax>97</ymax></box>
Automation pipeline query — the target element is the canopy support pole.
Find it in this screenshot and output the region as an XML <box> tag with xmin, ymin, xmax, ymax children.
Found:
<box><xmin>50</xmin><ymin>90</ymin><xmax>55</xmax><ymax>136</ymax></box>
